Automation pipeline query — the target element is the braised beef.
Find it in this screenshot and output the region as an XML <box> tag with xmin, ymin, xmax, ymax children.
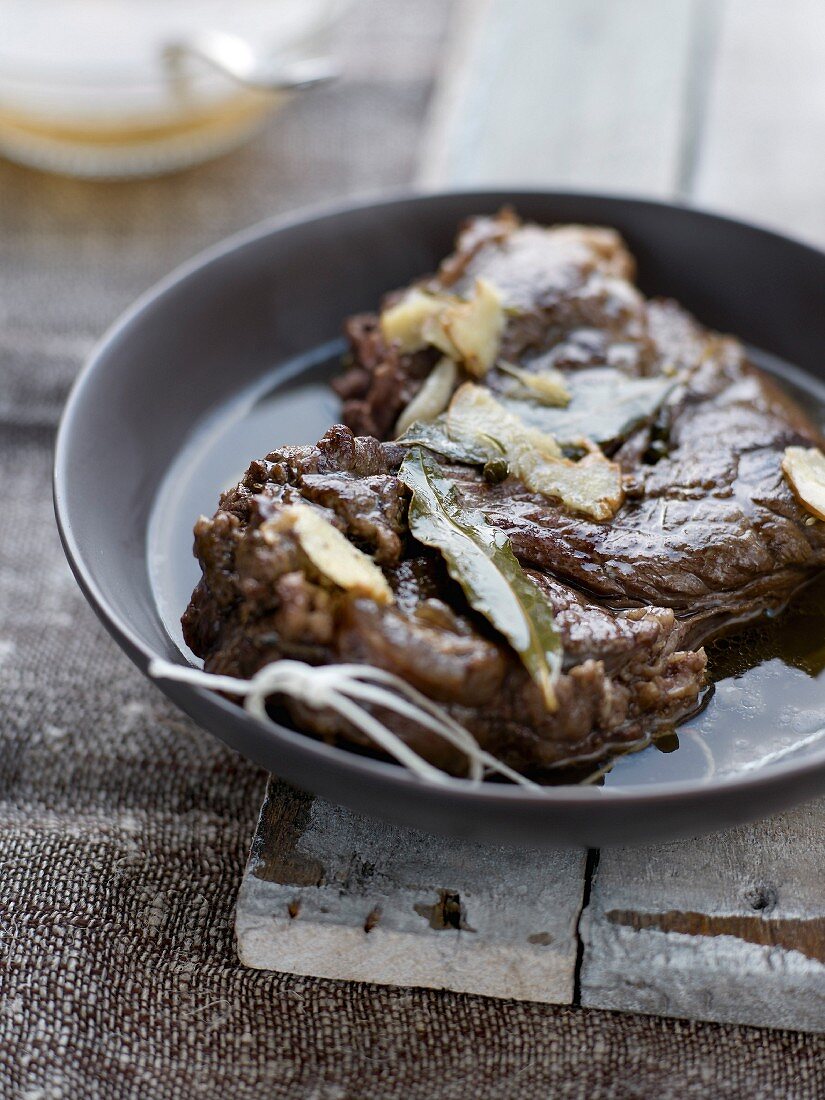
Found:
<box><xmin>183</xmin><ymin>213</ymin><xmax>825</xmax><ymax>778</ymax></box>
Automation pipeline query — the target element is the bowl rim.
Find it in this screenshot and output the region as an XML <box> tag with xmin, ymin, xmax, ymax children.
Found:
<box><xmin>53</xmin><ymin>185</ymin><xmax>825</xmax><ymax>810</ymax></box>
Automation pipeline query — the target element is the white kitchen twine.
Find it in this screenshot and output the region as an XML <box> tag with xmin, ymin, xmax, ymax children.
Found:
<box><xmin>149</xmin><ymin>658</ymin><xmax>539</xmax><ymax>789</ymax></box>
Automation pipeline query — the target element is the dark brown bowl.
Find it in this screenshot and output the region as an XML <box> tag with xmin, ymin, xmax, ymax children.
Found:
<box><xmin>54</xmin><ymin>190</ymin><xmax>825</xmax><ymax>846</ymax></box>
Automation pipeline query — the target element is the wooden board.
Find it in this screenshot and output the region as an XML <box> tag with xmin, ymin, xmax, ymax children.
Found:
<box><xmin>237</xmin><ymin>783</ymin><xmax>825</xmax><ymax>1031</ymax></box>
<box><xmin>236</xmin><ymin>780</ymin><xmax>587</xmax><ymax>1003</ymax></box>
<box><xmin>238</xmin><ymin>0</ymin><xmax>825</xmax><ymax>1033</ymax></box>
<box><xmin>580</xmin><ymin>800</ymin><xmax>825</xmax><ymax>1031</ymax></box>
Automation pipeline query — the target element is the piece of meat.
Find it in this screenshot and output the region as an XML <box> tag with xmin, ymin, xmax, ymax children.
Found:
<box><xmin>183</xmin><ymin>213</ymin><xmax>825</xmax><ymax>779</ymax></box>
<box><xmin>460</xmin><ymin>355</ymin><xmax>824</xmax><ymax>640</ymax></box>
<box><xmin>183</xmin><ymin>425</ymin><xmax>707</xmax><ymax>774</ymax></box>
<box><xmin>334</xmin><ymin>210</ymin><xmax>659</xmax><ymax>436</ymax></box>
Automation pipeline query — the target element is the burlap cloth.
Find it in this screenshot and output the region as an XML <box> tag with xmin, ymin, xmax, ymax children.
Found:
<box><xmin>1</xmin><ymin>4</ymin><xmax>824</xmax><ymax>1096</ymax></box>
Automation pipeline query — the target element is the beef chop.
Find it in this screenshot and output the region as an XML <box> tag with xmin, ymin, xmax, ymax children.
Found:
<box><xmin>183</xmin><ymin>212</ymin><xmax>825</xmax><ymax>779</ymax></box>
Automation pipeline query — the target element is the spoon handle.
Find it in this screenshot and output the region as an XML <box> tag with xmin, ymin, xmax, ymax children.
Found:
<box><xmin>162</xmin><ymin>31</ymin><xmax>338</xmax><ymax>92</ymax></box>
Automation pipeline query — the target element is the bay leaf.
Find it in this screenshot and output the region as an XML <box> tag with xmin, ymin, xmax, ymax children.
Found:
<box><xmin>398</xmin><ymin>447</ymin><xmax>563</xmax><ymax>709</ymax></box>
<box><xmin>499</xmin><ymin>367</ymin><xmax>675</xmax><ymax>447</ymax></box>
<box><xmin>395</xmin><ymin>417</ymin><xmax>490</xmax><ymax>465</ymax></box>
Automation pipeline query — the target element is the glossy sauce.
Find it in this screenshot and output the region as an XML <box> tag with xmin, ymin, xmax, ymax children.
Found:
<box><xmin>148</xmin><ymin>343</ymin><xmax>825</xmax><ymax>789</ymax></box>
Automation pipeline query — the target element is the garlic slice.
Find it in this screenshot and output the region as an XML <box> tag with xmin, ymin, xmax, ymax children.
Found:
<box><xmin>262</xmin><ymin>505</ymin><xmax>394</xmax><ymax>604</ymax></box>
<box><xmin>447</xmin><ymin>383</ymin><xmax>624</xmax><ymax>521</ymax></box>
<box><xmin>781</xmin><ymin>446</ymin><xmax>825</xmax><ymax>521</ymax></box>
<box><xmin>431</xmin><ymin>277</ymin><xmax>505</xmax><ymax>377</ymax></box>
<box><xmin>448</xmin><ymin>382</ymin><xmax>562</xmax><ymax>462</ymax></box>
<box><xmin>380</xmin><ymin>289</ymin><xmax>447</xmax><ymax>354</ymax></box>
<box><xmin>380</xmin><ymin>278</ymin><xmax>505</xmax><ymax>376</ymax></box>
<box><xmin>497</xmin><ymin>360</ymin><xmax>571</xmax><ymax>406</ymax></box>
<box><xmin>394</xmin><ymin>357</ymin><xmax>457</xmax><ymax>436</ymax></box>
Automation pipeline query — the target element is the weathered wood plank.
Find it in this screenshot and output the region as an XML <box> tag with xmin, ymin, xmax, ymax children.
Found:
<box><xmin>419</xmin><ymin>0</ymin><xmax>702</xmax><ymax>195</ymax></box>
<box><xmin>693</xmin><ymin>0</ymin><xmax>825</xmax><ymax>246</ymax></box>
<box><xmin>236</xmin><ymin>780</ymin><xmax>587</xmax><ymax>1003</ymax></box>
<box><xmin>580</xmin><ymin>799</ymin><xmax>825</xmax><ymax>1032</ymax></box>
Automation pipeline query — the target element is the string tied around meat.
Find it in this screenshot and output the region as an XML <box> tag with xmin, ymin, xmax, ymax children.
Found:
<box><xmin>149</xmin><ymin>658</ymin><xmax>539</xmax><ymax>790</ymax></box>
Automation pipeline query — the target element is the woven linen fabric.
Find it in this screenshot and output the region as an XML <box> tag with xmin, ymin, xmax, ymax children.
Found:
<box><xmin>1</xmin><ymin>3</ymin><xmax>825</xmax><ymax>1097</ymax></box>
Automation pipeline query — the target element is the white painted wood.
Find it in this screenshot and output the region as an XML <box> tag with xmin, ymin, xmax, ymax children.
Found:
<box><xmin>694</xmin><ymin>0</ymin><xmax>825</xmax><ymax>246</ymax></box>
<box><xmin>236</xmin><ymin>781</ymin><xmax>587</xmax><ymax>1003</ymax></box>
<box><xmin>580</xmin><ymin>799</ymin><xmax>825</xmax><ymax>1032</ymax></box>
<box><xmin>419</xmin><ymin>0</ymin><xmax>701</xmax><ymax>195</ymax></box>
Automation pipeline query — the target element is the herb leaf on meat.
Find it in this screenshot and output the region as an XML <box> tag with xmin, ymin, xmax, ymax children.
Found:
<box><xmin>398</xmin><ymin>447</ymin><xmax>563</xmax><ymax>709</ymax></box>
<box><xmin>499</xmin><ymin>367</ymin><xmax>675</xmax><ymax>448</ymax></box>
<box><xmin>395</xmin><ymin>417</ymin><xmax>490</xmax><ymax>465</ymax></box>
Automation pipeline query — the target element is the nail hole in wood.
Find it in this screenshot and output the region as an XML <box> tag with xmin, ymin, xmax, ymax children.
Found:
<box><xmin>414</xmin><ymin>889</ymin><xmax>475</xmax><ymax>932</ymax></box>
<box><xmin>364</xmin><ymin>906</ymin><xmax>382</xmax><ymax>933</ymax></box>
<box><xmin>743</xmin><ymin>883</ymin><xmax>777</xmax><ymax>912</ymax></box>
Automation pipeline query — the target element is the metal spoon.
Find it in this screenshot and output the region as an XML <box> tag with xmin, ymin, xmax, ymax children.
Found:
<box><xmin>162</xmin><ymin>31</ymin><xmax>337</xmax><ymax>93</ymax></box>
